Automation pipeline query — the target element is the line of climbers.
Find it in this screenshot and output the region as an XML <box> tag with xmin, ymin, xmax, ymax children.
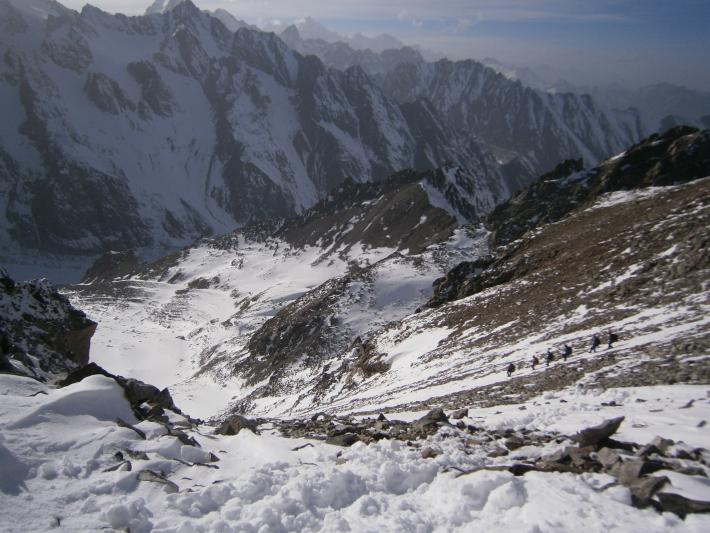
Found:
<box><xmin>506</xmin><ymin>331</ymin><xmax>619</xmax><ymax>378</ymax></box>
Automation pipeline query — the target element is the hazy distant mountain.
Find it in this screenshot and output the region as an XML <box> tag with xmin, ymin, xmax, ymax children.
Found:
<box><xmin>593</xmin><ymin>83</ymin><xmax>710</xmax><ymax>134</ymax></box>
<box><xmin>279</xmin><ymin>25</ymin><xmax>425</xmax><ymax>76</ymax></box>
<box><xmin>265</xmin><ymin>16</ymin><xmax>406</xmax><ymax>53</ymax></box>
<box><xmin>481</xmin><ymin>58</ymin><xmax>710</xmax><ymax>135</ymax></box>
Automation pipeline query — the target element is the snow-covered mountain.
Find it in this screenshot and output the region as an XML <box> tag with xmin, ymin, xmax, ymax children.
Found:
<box><xmin>145</xmin><ymin>0</ymin><xmax>255</xmax><ymax>31</ymax></box>
<box><xmin>593</xmin><ymin>83</ymin><xmax>710</xmax><ymax>134</ymax></box>
<box><xmin>0</xmin><ymin>0</ymin><xmax>506</xmax><ymax>280</ymax></box>
<box><xmin>66</xmin><ymin>165</ymin><xmax>494</xmax><ymax>417</ymax></box>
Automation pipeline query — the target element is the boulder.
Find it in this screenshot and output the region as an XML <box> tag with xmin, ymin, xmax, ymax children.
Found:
<box><xmin>574</xmin><ymin>416</ymin><xmax>625</xmax><ymax>447</ymax></box>
<box><xmin>413</xmin><ymin>408</ymin><xmax>450</xmax><ymax>430</ymax></box>
<box><xmin>451</xmin><ymin>408</ymin><xmax>469</xmax><ymax>420</ymax></box>
<box><xmin>326</xmin><ymin>433</ymin><xmax>359</xmax><ymax>447</ymax></box>
<box><xmin>60</xmin><ymin>362</ymin><xmax>179</xmax><ymax>418</ymax></box>
<box><xmin>568</xmin><ymin>446</ymin><xmax>596</xmax><ymax>468</ymax></box>
<box><xmin>596</xmin><ymin>447</ymin><xmax>623</xmax><ymax>470</ymax></box>
<box><xmin>137</xmin><ymin>469</ymin><xmax>179</xmax><ymax>494</ymax></box>
<box><xmin>657</xmin><ymin>492</ymin><xmax>710</xmax><ymax>518</ymax></box>
<box><xmin>543</xmin><ymin>448</ymin><xmax>571</xmax><ymax>464</ymax></box>
<box><xmin>216</xmin><ymin>414</ymin><xmax>259</xmax><ymax>436</ymax></box>
<box><xmin>617</xmin><ymin>459</ymin><xmax>665</xmax><ymax>486</ymax></box>
<box><xmin>628</xmin><ymin>476</ymin><xmax>669</xmax><ymax>508</ymax></box>
<box><xmin>504</xmin><ymin>435</ymin><xmax>526</xmax><ymax>451</ymax></box>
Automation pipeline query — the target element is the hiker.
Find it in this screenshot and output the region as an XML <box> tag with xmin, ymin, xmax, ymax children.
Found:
<box><xmin>589</xmin><ymin>334</ymin><xmax>601</xmax><ymax>353</ymax></box>
<box><xmin>607</xmin><ymin>331</ymin><xmax>619</xmax><ymax>349</ymax></box>
<box><xmin>506</xmin><ymin>363</ymin><xmax>516</xmax><ymax>377</ymax></box>
<box><xmin>531</xmin><ymin>355</ymin><xmax>539</xmax><ymax>370</ymax></box>
<box><xmin>563</xmin><ymin>343</ymin><xmax>572</xmax><ymax>361</ymax></box>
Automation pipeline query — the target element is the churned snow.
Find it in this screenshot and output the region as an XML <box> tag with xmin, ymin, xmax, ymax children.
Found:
<box><xmin>1</xmin><ymin>373</ymin><xmax>709</xmax><ymax>532</ymax></box>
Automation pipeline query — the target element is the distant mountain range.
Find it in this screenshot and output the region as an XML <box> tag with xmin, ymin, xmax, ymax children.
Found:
<box><xmin>0</xmin><ymin>0</ymin><xmax>681</xmax><ymax>282</ymax></box>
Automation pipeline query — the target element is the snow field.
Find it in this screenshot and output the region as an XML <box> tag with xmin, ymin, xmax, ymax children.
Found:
<box><xmin>2</xmin><ymin>374</ymin><xmax>709</xmax><ymax>531</ymax></box>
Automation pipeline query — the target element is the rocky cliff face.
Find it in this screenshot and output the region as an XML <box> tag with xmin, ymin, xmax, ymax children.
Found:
<box><xmin>379</xmin><ymin>59</ymin><xmax>644</xmax><ymax>175</ymax></box>
<box><xmin>0</xmin><ymin>269</ymin><xmax>97</xmax><ymax>380</ymax></box>
<box><xmin>0</xmin><ymin>0</ymin><xmax>505</xmax><ymax>280</ymax></box>
<box><xmin>274</xmin><ymin>28</ymin><xmax>645</xmax><ymax>179</ymax></box>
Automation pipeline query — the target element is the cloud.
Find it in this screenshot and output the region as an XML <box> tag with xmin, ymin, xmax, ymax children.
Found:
<box><xmin>454</xmin><ymin>16</ymin><xmax>478</xmax><ymax>33</ymax></box>
<box><xmin>396</xmin><ymin>9</ymin><xmax>423</xmax><ymax>28</ymax></box>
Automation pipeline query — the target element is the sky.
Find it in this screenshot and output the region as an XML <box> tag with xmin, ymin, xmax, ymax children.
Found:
<box><xmin>58</xmin><ymin>0</ymin><xmax>710</xmax><ymax>91</ymax></box>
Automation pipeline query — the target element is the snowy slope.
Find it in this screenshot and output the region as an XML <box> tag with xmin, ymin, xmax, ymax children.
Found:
<box><xmin>1</xmin><ymin>372</ymin><xmax>709</xmax><ymax>531</ymax></box>
<box><xmin>307</xmin><ymin>178</ymin><xmax>709</xmax><ymax>416</ymax></box>
<box><xmin>63</xmin><ymin>165</ymin><xmax>508</xmax><ymax>418</ymax></box>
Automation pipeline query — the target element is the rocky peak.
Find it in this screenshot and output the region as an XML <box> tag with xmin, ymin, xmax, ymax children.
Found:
<box><xmin>145</xmin><ymin>0</ymin><xmax>189</xmax><ymax>15</ymax></box>
<box><xmin>280</xmin><ymin>24</ymin><xmax>301</xmax><ymax>45</ymax></box>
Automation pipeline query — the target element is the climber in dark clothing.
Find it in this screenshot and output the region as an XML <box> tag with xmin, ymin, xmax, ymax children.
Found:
<box><xmin>546</xmin><ymin>349</ymin><xmax>554</xmax><ymax>366</ymax></box>
<box><xmin>589</xmin><ymin>334</ymin><xmax>601</xmax><ymax>353</ymax></box>
<box><xmin>531</xmin><ymin>355</ymin><xmax>540</xmax><ymax>370</ymax></box>
<box><xmin>563</xmin><ymin>344</ymin><xmax>572</xmax><ymax>361</ymax></box>
<box><xmin>506</xmin><ymin>363</ymin><xmax>516</xmax><ymax>377</ymax></box>
<box><xmin>607</xmin><ymin>331</ymin><xmax>619</xmax><ymax>349</ymax></box>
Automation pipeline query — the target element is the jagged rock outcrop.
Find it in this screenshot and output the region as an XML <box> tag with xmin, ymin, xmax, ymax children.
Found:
<box><xmin>81</xmin><ymin>250</ymin><xmax>141</xmax><ymax>283</ymax></box>
<box><xmin>0</xmin><ymin>269</ymin><xmax>96</xmax><ymax>380</ymax></box>
<box><xmin>278</xmin><ymin>22</ymin><xmax>642</xmax><ymax>181</ymax></box>
<box><xmin>275</xmin><ymin>166</ymin><xmax>489</xmax><ymax>254</ymax></box>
